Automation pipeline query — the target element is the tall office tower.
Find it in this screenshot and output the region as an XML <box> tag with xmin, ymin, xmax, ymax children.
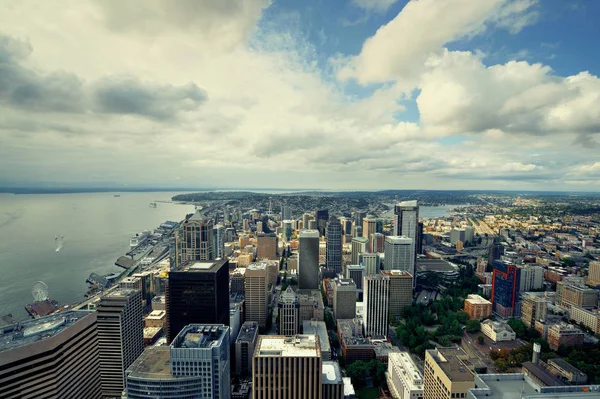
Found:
<box><xmin>299</xmin><ymin>229</ymin><xmax>320</xmax><ymax>290</ymax></box>
<box><xmin>351</xmin><ymin>224</ymin><xmax>362</xmax><ymax>238</ymax></box>
<box><xmin>464</xmin><ymin>226</ymin><xmax>474</xmax><ymax>244</ymax></box>
<box><xmin>346</xmin><ymin>265</ymin><xmax>365</xmax><ymax>291</ymax></box>
<box><xmin>281</xmin><ymin>205</ymin><xmax>291</xmax><ymax>221</ymax></box>
<box><xmin>363</xmin><ymin>274</ymin><xmax>390</xmax><ymax>338</ymax></box>
<box><xmin>214</xmin><ymin>223</ymin><xmax>225</xmax><ymax>259</ymax></box>
<box><xmin>449</xmin><ymin>228</ymin><xmax>467</xmax><ymax>245</ymax></box>
<box><xmin>253</xmin><ymin>335</ymin><xmax>322</xmax><ymax>399</ymax></box>
<box><xmin>424</xmin><ymin>347</ymin><xmax>474</xmax><ymax>399</ymax></box>
<box><xmin>231</xmin><ymin>268</ymin><xmax>246</xmax><ymax>295</ymax></box>
<box><xmin>362</xmin><ymin>217</ymin><xmax>377</xmax><ymax>242</ymax></box>
<box><xmin>351</xmin><ymin>236</ymin><xmax>369</xmax><ymax>265</ymax></box>
<box><xmin>371</xmin><ymin>232</ymin><xmax>385</xmax><ymax>253</ymax></box>
<box><xmin>340</xmin><ymin>217</ymin><xmax>353</xmax><ymax>235</ymax></box>
<box><xmin>316</xmin><ymin>209</ymin><xmax>329</xmax><ymax>236</ymax></box>
<box><xmin>278</xmin><ymin>286</ymin><xmax>300</xmax><ymax>335</ymax></box>
<box><xmin>387</xmin><ymin>352</ymin><xmax>424</xmax><ymax>399</ymax></box>
<box><xmin>487</xmin><ymin>240</ymin><xmax>504</xmax><ymax>269</ymax></box>
<box><xmin>282</xmin><ymin>220</ymin><xmax>293</xmax><ymax>241</ymax></box>
<box><xmin>256</xmin><ymin>221</ymin><xmax>264</xmax><ymax>233</ymax></box>
<box><xmin>383</xmin><ymin>236</ymin><xmax>414</xmax><ymax>274</ymax></box>
<box><xmin>0</xmin><ymin>311</ymin><xmax>102</xmax><ymax>399</ymax></box>
<box><xmin>381</xmin><ymin>270</ymin><xmax>413</xmax><ymax>319</ymax></box>
<box><xmin>326</xmin><ymin>216</ymin><xmax>343</xmax><ymax>274</ymax></box>
<box><xmin>243</xmin><ymin>219</ymin><xmax>250</xmax><ymax>231</ymax></box>
<box><xmin>97</xmin><ymin>289</ymin><xmax>144</xmax><ymax>397</ymax></box>
<box><xmin>492</xmin><ymin>262</ymin><xmax>546</xmax><ymax>318</ymax></box>
<box><xmin>126</xmin><ymin>324</ymin><xmax>230</xmax><ymax>399</ymax></box>
<box><xmin>302</xmin><ymin>213</ymin><xmax>312</xmax><ymax>229</ymax></box>
<box><xmin>308</xmin><ymin>220</ymin><xmax>318</xmax><ymax>230</ymax></box>
<box><xmin>236</xmin><ymin>321</ymin><xmax>259</xmax><ymax>376</ymax></box>
<box><xmin>226</xmin><ymin>227</ymin><xmax>236</xmax><ymax>242</ymax></box>
<box><xmin>393</xmin><ymin>201</ymin><xmax>419</xmax><ymax>285</ymax></box>
<box><xmin>333</xmin><ymin>278</ymin><xmax>357</xmax><ymax>319</ymax></box>
<box><xmin>354</xmin><ymin>211</ymin><xmax>366</xmax><ymax>228</ymax></box>
<box><xmin>245</xmin><ymin>263</ymin><xmax>268</xmax><ymax>328</ymax></box>
<box><xmin>257</xmin><ymin>233</ymin><xmax>278</xmax><ymax>260</ymax></box>
<box><xmin>588</xmin><ymin>261</ymin><xmax>600</xmax><ymax>286</ymax></box>
<box><xmin>359</xmin><ymin>252</ymin><xmax>381</xmax><ymax>276</ymax></box>
<box><xmin>166</xmin><ymin>260</ymin><xmax>230</xmax><ymax>343</ymax></box>
<box><xmin>180</xmin><ymin>211</ymin><xmax>215</xmax><ymax>261</ymax></box>
<box><xmin>521</xmin><ymin>293</ymin><xmax>548</xmax><ymax>327</ymax></box>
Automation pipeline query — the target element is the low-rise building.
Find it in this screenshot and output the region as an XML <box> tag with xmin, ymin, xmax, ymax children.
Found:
<box><xmin>468</xmin><ymin>373</ymin><xmax>598</xmax><ymax>398</ymax></box>
<box><xmin>570</xmin><ymin>306</ymin><xmax>600</xmax><ymax>334</ymax></box>
<box><xmin>463</xmin><ymin>294</ymin><xmax>492</xmax><ymax>320</ymax></box>
<box><xmin>545</xmin><ymin>358</ymin><xmax>588</xmax><ymax>384</ymax></box>
<box><xmin>373</xmin><ymin>341</ymin><xmax>400</xmax><ymax>364</ymax></box>
<box><xmin>145</xmin><ymin>310</ymin><xmax>167</xmax><ymax>328</ymax></box>
<box><xmin>387</xmin><ymin>351</ymin><xmax>424</xmax><ymax>399</ymax></box>
<box><xmin>556</xmin><ymin>278</ymin><xmax>598</xmax><ymax>310</ymax></box>
<box><xmin>481</xmin><ymin>320</ymin><xmax>516</xmax><ymax>342</ymax></box>
<box><xmin>547</xmin><ymin>323</ymin><xmax>584</xmax><ymax>351</ymax></box>
<box><xmin>337</xmin><ymin>319</ymin><xmax>374</xmax><ymax>364</ymax></box>
<box><xmin>322</xmin><ymin>361</ymin><xmax>344</xmax><ymax>399</ymax></box>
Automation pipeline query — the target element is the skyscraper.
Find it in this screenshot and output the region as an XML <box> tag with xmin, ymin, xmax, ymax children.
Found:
<box><xmin>333</xmin><ymin>278</ymin><xmax>357</xmax><ymax>320</ymax></box>
<box><xmin>351</xmin><ymin>236</ymin><xmax>369</xmax><ymax>265</ymax></box>
<box><xmin>326</xmin><ymin>216</ymin><xmax>343</xmax><ymax>274</ymax></box>
<box><xmin>381</xmin><ymin>270</ymin><xmax>413</xmax><ymax>319</ymax></box>
<box><xmin>97</xmin><ymin>289</ymin><xmax>144</xmax><ymax>397</ymax></box>
<box><xmin>166</xmin><ymin>260</ymin><xmax>230</xmax><ymax>343</ymax></box>
<box><xmin>299</xmin><ymin>229</ymin><xmax>320</xmax><ymax>289</ymax></box>
<box><xmin>362</xmin><ymin>217</ymin><xmax>377</xmax><ymax>243</ymax></box>
<box><xmin>353</xmin><ymin>211</ymin><xmax>366</xmax><ymax>228</ymax></box>
<box><xmin>281</xmin><ymin>205</ymin><xmax>291</xmax><ymax>221</ymax></box>
<box><xmin>359</xmin><ymin>252</ymin><xmax>381</xmax><ymax>276</ymax></box>
<box><xmin>346</xmin><ymin>264</ymin><xmax>365</xmax><ymax>291</ymax></box>
<box><xmin>363</xmin><ymin>274</ymin><xmax>390</xmax><ymax>338</ymax></box>
<box><xmin>180</xmin><ymin>211</ymin><xmax>215</xmax><ymax>261</ymax></box>
<box><xmin>126</xmin><ymin>324</ymin><xmax>230</xmax><ymax>399</ymax></box>
<box><xmin>383</xmin><ymin>236</ymin><xmax>414</xmax><ymax>274</ymax></box>
<box><xmin>253</xmin><ymin>335</ymin><xmax>322</xmax><ymax>399</ymax></box>
<box><xmin>245</xmin><ymin>262</ymin><xmax>268</xmax><ymax>328</ymax></box>
<box><xmin>257</xmin><ymin>233</ymin><xmax>278</xmax><ymax>260</ymax></box>
<box><xmin>278</xmin><ymin>286</ymin><xmax>300</xmax><ymax>335</ymax></box>
<box><xmin>371</xmin><ymin>232</ymin><xmax>385</xmax><ymax>253</ymax></box>
<box><xmin>316</xmin><ymin>209</ymin><xmax>329</xmax><ymax>236</ymax></box>
<box><xmin>214</xmin><ymin>223</ymin><xmax>225</xmax><ymax>258</ymax></box>
<box><xmin>0</xmin><ymin>311</ymin><xmax>102</xmax><ymax>399</ymax></box>
<box><xmin>236</xmin><ymin>321</ymin><xmax>259</xmax><ymax>376</ymax></box>
<box><xmin>393</xmin><ymin>201</ymin><xmax>419</xmax><ymax>286</ymax></box>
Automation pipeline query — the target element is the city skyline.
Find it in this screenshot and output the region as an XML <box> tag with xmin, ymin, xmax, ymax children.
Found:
<box><xmin>1</xmin><ymin>1</ymin><xmax>600</xmax><ymax>191</ymax></box>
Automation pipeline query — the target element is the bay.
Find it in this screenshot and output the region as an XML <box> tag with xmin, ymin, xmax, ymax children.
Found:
<box><xmin>0</xmin><ymin>192</ymin><xmax>195</xmax><ymax>321</ymax></box>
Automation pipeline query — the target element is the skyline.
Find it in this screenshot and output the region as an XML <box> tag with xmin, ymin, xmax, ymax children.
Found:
<box><xmin>1</xmin><ymin>0</ymin><xmax>600</xmax><ymax>191</ymax></box>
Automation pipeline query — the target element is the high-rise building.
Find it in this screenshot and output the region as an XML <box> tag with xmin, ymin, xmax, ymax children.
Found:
<box><xmin>281</xmin><ymin>205</ymin><xmax>291</xmax><ymax>222</ymax></box>
<box><xmin>417</xmin><ymin>222</ymin><xmax>424</xmax><ymax>255</ymax></box>
<box><xmin>256</xmin><ymin>220</ymin><xmax>264</xmax><ymax>233</ymax></box>
<box><xmin>316</xmin><ymin>209</ymin><xmax>329</xmax><ymax>237</ymax></box>
<box><xmin>488</xmin><ymin>241</ymin><xmax>504</xmax><ymax>269</ymax></box>
<box><xmin>298</xmin><ymin>290</ymin><xmax>325</xmax><ymax>323</ymax></box>
<box><xmin>364</xmin><ymin>274</ymin><xmax>390</xmax><ymax>338</ymax></box>
<box><xmin>0</xmin><ymin>311</ymin><xmax>102</xmax><ymax>399</ymax></box>
<box><xmin>491</xmin><ymin>261</ymin><xmax>544</xmax><ymax>318</ymax></box>
<box><xmin>257</xmin><ymin>234</ymin><xmax>278</xmax><ymax>260</ymax></box>
<box><xmin>547</xmin><ymin>323</ymin><xmax>585</xmax><ymax>351</ymax></box>
<box><xmin>166</xmin><ymin>260</ymin><xmax>230</xmax><ymax>343</ymax></box>
<box><xmin>303</xmin><ymin>213</ymin><xmax>312</xmax><ymax>229</ymax></box>
<box><xmin>340</xmin><ymin>217</ymin><xmax>353</xmax><ymax>236</ymax></box>
<box><xmin>359</xmin><ymin>252</ymin><xmax>380</xmax><ymax>276</ymax></box>
<box><xmin>351</xmin><ymin>236</ymin><xmax>369</xmax><ymax>265</ymax></box>
<box><xmin>393</xmin><ymin>201</ymin><xmax>418</xmax><ymax>241</ymax></box>
<box><xmin>97</xmin><ymin>289</ymin><xmax>144</xmax><ymax>397</ymax></box>
<box><xmin>588</xmin><ymin>261</ymin><xmax>600</xmax><ymax>286</ymax></box>
<box><xmin>353</xmin><ymin>211</ymin><xmax>366</xmax><ymax>229</ymax></box>
<box><xmin>126</xmin><ymin>324</ymin><xmax>230</xmax><ymax>399</ymax></box>
<box><xmin>371</xmin><ymin>232</ymin><xmax>385</xmax><ymax>253</ymax></box>
<box><xmin>235</xmin><ymin>321</ymin><xmax>259</xmax><ymax>376</ymax></box>
<box><xmin>362</xmin><ymin>217</ymin><xmax>377</xmax><ymax>243</ymax></box>
<box><xmin>521</xmin><ymin>293</ymin><xmax>548</xmax><ymax>327</ymax></box>
<box><xmin>252</xmin><ymin>335</ymin><xmax>322</xmax><ymax>399</ymax></box>
<box><xmin>299</xmin><ymin>229</ymin><xmax>320</xmax><ymax>290</ymax></box>
<box><xmin>423</xmin><ymin>347</ymin><xmax>475</xmax><ymax>399</ymax></box>
<box><xmin>383</xmin><ymin>236</ymin><xmax>414</xmax><ymax>274</ymax></box>
<box><xmin>245</xmin><ymin>262</ymin><xmax>268</xmax><ymax>328</ymax></box>
<box><xmin>180</xmin><ymin>211</ymin><xmax>215</xmax><ymax>261</ymax></box>
<box><xmin>387</xmin><ymin>352</ymin><xmax>424</xmax><ymax>399</ymax></box>
<box><xmin>326</xmin><ymin>216</ymin><xmax>343</xmax><ymax>274</ymax></box>
<box><xmin>382</xmin><ymin>270</ymin><xmax>413</xmax><ymax>319</ymax></box>
<box><xmin>346</xmin><ymin>264</ymin><xmax>365</xmax><ymax>291</ymax></box>
<box><xmin>556</xmin><ymin>277</ymin><xmax>598</xmax><ymax>310</ymax></box>
<box><xmin>463</xmin><ymin>294</ymin><xmax>492</xmax><ymax>320</ymax></box>
<box><xmin>351</xmin><ymin>224</ymin><xmax>362</xmax><ymax>238</ymax></box>
<box><xmin>278</xmin><ymin>286</ymin><xmax>300</xmax><ymax>335</ymax></box>
<box><xmin>333</xmin><ymin>278</ymin><xmax>357</xmax><ymax>320</ymax></box>
<box><xmin>214</xmin><ymin>223</ymin><xmax>225</xmax><ymax>259</ymax></box>
<box><xmin>449</xmin><ymin>228</ymin><xmax>467</xmax><ymax>245</ymax></box>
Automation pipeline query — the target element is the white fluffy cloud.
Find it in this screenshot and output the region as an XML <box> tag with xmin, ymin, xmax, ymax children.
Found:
<box><xmin>351</xmin><ymin>0</ymin><xmax>399</xmax><ymax>13</ymax></box>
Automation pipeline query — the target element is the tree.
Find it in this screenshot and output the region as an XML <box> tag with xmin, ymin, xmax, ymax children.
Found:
<box><xmin>466</xmin><ymin>319</ymin><xmax>481</xmax><ymax>333</ymax></box>
<box><xmin>477</xmin><ymin>335</ymin><xmax>485</xmax><ymax>344</ymax></box>
<box><xmin>346</xmin><ymin>361</ymin><xmax>368</xmax><ymax>387</ymax></box>
<box><xmin>456</xmin><ymin>311</ymin><xmax>469</xmax><ymax>324</ymax></box>
<box><xmin>507</xmin><ymin>318</ymin><xmax>528</xmax><ymax>338</ymax></box>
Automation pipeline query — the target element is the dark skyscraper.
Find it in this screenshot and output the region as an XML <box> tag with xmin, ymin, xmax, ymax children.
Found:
<box><xmin>417</xmin><ymin>221</ymin><xmax>424</xmax><ymax>255</ymax></box>
<box><xmin>316</xmin><ymin>209</ymin><xmax>329</xmax><ymax>236</ymax></box>
<box><xmin>488</xmin><ymin>239</ymin><xmax>505</xmax><ymax>269</ymax></box>
<box><xmin>299</xmin><ymin>229</ymin><xmax>320</xmax><ymax>289</ymax></box>
<box><xmin>166</xmin><ymin>259</ymin><xmax>229</xmax><ymax>343</ymax></box>
<box><xmin>326</xmin><ymin>216</ymin><xmax>343</xmax><ymax>274</ymax></box>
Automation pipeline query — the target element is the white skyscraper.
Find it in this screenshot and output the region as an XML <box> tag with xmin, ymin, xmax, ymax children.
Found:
<box><xmin>383</xmin><ymin>236</ymin><xmax>414</xmax><ymax>274</ymax></box>
<box><xmin>363</xmin><ymin>274</ymin><xmax>390</xmax><ymax>338</ymax></box>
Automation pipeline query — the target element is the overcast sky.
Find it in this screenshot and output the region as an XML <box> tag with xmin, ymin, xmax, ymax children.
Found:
<box><xmin>1</xmin><ymin>0</ymin><xmax>600</xmax><ymax>191</ymax></box>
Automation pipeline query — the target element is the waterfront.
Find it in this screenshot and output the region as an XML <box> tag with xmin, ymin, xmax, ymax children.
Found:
<box><xmin>0</xmin><ymin>192</ymin><xmax>195</xmax><ymax>321</ymax></box>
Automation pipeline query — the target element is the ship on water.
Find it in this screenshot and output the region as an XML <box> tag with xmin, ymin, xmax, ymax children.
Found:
<box><xmin>149</xmin><ymin>202</ymin><xmax>157</xmax><ymax>208</ymax></box>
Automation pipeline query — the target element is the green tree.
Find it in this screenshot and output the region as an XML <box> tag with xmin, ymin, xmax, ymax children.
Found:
<box><xmin>466</xmin><ymin>319</ymin><xmax>481</xmax><ymax>333</ymax></box>
<box><xmin>477</xmin><ymin>335</ymin><xmax>485</xmax><ymax>344</ymax></box>
<box><xmin>507</xmin><ymin>318</ymin><xmax>528</xmax><ymax>338</ymax></box>
<box><xmin>346</xmin><ymin>361</ymin><xmax>368</xmax><ymax>387</ymax></box>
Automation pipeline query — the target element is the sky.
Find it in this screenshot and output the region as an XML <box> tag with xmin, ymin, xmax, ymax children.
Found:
<box><xmin>1</xmin><ymin>0</ymin><xmax>600</xmax><ymax>191</ymax></box>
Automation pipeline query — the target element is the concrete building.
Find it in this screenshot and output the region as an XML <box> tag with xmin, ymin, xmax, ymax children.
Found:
<box><xmin>371</xmin><ymin>232</ymin><xmax>385</xmax><ymax>253</ymax></box>
<box><xmin>481</xmin><ymin>319</ymin><xmax>517</xmax><ymax>342</ymax></box>
<box><xmin>450</xmin><ymin>228</ymin><xmax>466</xmax><ymax>245</ymax></box>
<box><xmin>463</xmin><ymin>294</ymin><xmax>492</xmax><ymax>320</ymax></box>
<box><xmin>126</xmin><ymin>324</ymin><xmax>230</xmax><ymax>399</ymax></box>
<box><xmin>322</xmin><ymin>361</ymin><xmax>344</xmax><ymax>399</ymax></box>
<box><xmin>362</xmin><ymin>217</ymin><xmax>377</xmax><ymax>245</ymax></box>
<box><xmin>393</xmin><ymin>201</ymin><xmax>419</xmax><ymax>285</ymax></box>
<box><xmin>245</xmin><ymin>262</ymin><xmax>268</xmax><ymax>328</ymax></box>
<box><xmin>304</xmin><ymin>320</ymin><xmax>331</xmax><ymax>361</ymax></box>
<box><xmin>382</xmin><ymin>270</ymin><xmax>413</xmax><ymax>319</ymax></box>
<box><xmin>257</xmin><ymin>234</ymin><xmax>278</xmax><ymax>260</ymax></box>
<box><xmin>359</xmin><ymin>252</ymin><xmax>380</xmax><ymax>276</ymax></box>
<box><xmin>570</xmin><ymin>306</ymin><xmax>600</xmax><ymax>334</ymax></box>
<box><xmin>387</xmin><ymin>351</ymin><xmax>424</xmax><ymax>399</ymax></box>
<box><xmin>364</xmin><ymin>274</ymin><xmax>390</xmax><ymax>338</ymax></box>
<box><xmin>281</xmin><ymin>205</ymin><xmax>291</xmax><ymax>222</ymax></box>
<box><xmin>145</xmin><ymin>309</ymin><xmax>167</xmax><ymax>328</ymax></box>
<box><xmin>521</xmin><ymin>293</ymin><xmax>549</xmax><ymax>328</ymax></box>
<box><xmin>0</xmin><ymin>311</ymin><xmax>102</xmax><ymax>399</ymax></box>
<box><xmin>337</xmin><ymin>318</ymin><xmax>375</xmax><ymax>364</ymax></box>
<box><xmin>214</xmin><ymin>223</ymin><xmax>225</xmax><ymax>259</ymax></box>
<box><xmin>298</xmin><ymin>290</ymin><xmax>325</xmax><ymax>323</ymax></box>
<box><xmin>424</xmin><ymin>347</ymin><xmax>475</xmax><ymax>399</ymax></box>
<box><xmin>333</xmin><ymin>278</ymin><xmax>358</xmax><ymax>320</ymax></box>
<box><xmin>546</xmin><ymin>357</ymin><xmax>588</xmax><ymax>384</ymax></box>
<box><xmin>231</xmin><ymin>268</ymin><xmax>246</xmax><ymax>295</ymax></box>
<box><xmin>299</xmin><ymin>230</ymin><xmax>320</xmax><ymax>290</ymax></box>
<box><xmin>97</xmin><ymin>289</ymin><xmax>144</xmax><ymax>397</ymax></box>
<box><xmin>587</xmin><ymin>260</ymin><xmax>600</xmax><ymax>286</ymax></box>
<box><xmin>383</xmin><ymin>236</ymin><xmax>414</xmax><ymax>277</ymax></box>
<box><xmin>252</xmin><ymin>335</ymin><xmax>322</xmax><ymax>399</ymax></box>
<box><xmin>279</xmin><ymin>286</ymin><xmax>300</xmax><ymax>336</ymax></box>
<box><xmin>548</xmin><ymin>323</ymin><xmax>585</xmax><ymax>351</ymax></box>
<box><xmin>351</xmin><ymin>237</ymin><xmax>369</xmax><ymax>265</ymax></box>
<box><xmin>491</xmin><ymin>261</ymin><xmax>544</xmax><ymax>318</ymax></box>
<box><xmin>346</xmin><ymin>265</ymin><xmax>365</xmax><ymax>291</ymax></box>
<box><xmin>166</xmin><ymin>260</ymin><xmax>230</xmax><ymax>343</ymax></box>
<box><xmin>326</xmin><ymin>216</ymin><xmax>343</xmax><ymax>274</ymax></box>
<box><xmin>180</xmin><ymin>211</ymin><xmax>215</xmax><ymax>261</ymax></box>
<box><xmin>235</xmin><ymin>321</ymin><xmax>259</xmax><ymax>376</ymax></box>
<box><xmin>556</xmin><ymin>277</ymin><xmax>598</xmax><ymax>310</ymax></box>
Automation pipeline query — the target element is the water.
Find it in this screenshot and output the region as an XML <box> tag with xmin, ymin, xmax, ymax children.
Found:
<box><xmin>0</xmin><ymin>192</ymin><xmax>195</xmax><ymax>321</ymax></box>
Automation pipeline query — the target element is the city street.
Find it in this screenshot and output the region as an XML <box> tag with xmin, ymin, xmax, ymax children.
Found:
<box><xmin>461</xmin><ymin>331</ymin><xmax>526</xmax><ymax>372</ymax></box>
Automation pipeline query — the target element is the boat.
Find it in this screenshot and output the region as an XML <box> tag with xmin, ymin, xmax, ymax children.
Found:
<box><xmin>149</xmin><ymin>202</ymin><xmax>157</xmax><ymax>208</ymax></box>
<box><xmin>130</xmin><ymin>230</ymin><xmax>151</xmax><ymax>248</ymax></box>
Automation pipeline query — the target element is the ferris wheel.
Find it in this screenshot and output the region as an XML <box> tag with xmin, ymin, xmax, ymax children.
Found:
<box><xmin>32</xmin><ymin>281</ymin><xmax>49</xmax><ymax>302</ymax></box>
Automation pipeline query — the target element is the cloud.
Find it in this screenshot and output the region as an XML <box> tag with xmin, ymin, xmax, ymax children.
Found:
<box><xmin>338</xmin><ymin>0</ymin><xmax>538</xmax><ymax>84</ymax></box>
<box><xmin>351</xmin><ymin>0</ymin><xmax>399</xmax><ymax>13</ymax></box>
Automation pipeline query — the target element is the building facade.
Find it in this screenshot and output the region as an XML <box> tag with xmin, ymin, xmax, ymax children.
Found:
<box><xmin>245</xmin><ymin>263</ymin><xmax>269</xmax><ymax>328</ymax></box>
<box><xmin>326</xmin><ymin>216</ymin><xmax>343</xmax><ymax>274</ymax></box>
<box><xmin>521</xmin><ymin>293</ymin><xmax>549</xmax><ymax>328</ymax></box>
<box><xmin>333</xmin><ymin>278</ymin><xmax>357</xmax><ymax>320</ymax></box>
<box><xmin>463</xmin><ymin>294</ymin><xmax>492</xmax><ymax>320</ymax></box>
<box><xmin>382</xmin><ymin>270</ymin><xmax>413</xmax><ymax>319</ymax></box>
<box><xmin>387</xmin><ymin>352</ymin><xmax>424</xmax><ymax>399</ymax></box>
<box><xmin>587</xmin><ymin>261</ymin><xmax>600</xmax><ymax>286</ymax></box>
<box><xmin>279</xmin><ymin>286</ymin><xmax>300</xmax><ymax>336</ymax></box>
<box><xmin>424</xmin><ymin>348</ymin><xmax>474</xmax><ymax>399</ymax></box>
<box><xmin>570</xmin><ymin>306</ymin><xmax>600</xmax><ymax>334</ymax></box>
<box><xmin>556</xmin><ymin>278</ymin><xmax>598</xmax><ymax>310</ymax></box>
<box><xmin>359</xmin><ymin>252</ymin><xmax>380</xmax><ymax>276</ymax></box>
<box><xmin>180</xmin><ymin>212</ymin><xmax>215</xmax><ymax>261</ymax></box>
<box><xmin>363</xmin><ymin>274</ymin><xmax>390</xmax><ymax>338</ymax></box>
<box><xmin>548</xmin><ymin>323</ymin><xmax>585</xmax><ymax>351</ymax></box>
<box><xmin>236</xmin><ymin>321</ymin><xmax>259</xmax><ymax>376</ymax></box>
<box><xmin>383</xmin><ymin>236</ymin><xmax>414</xmax><ymax>275</ymax></box>
<box><xmin>351</xmin><ymin>237</ymin><xmax>369</xmax><ymax>265</ymax></box>
<box><xmin>346</xmin><ymin>265</ymin><xmax>365</xmax><ymax>291</ymax></box>
<box><xmin>299</xmin><ymin>230</ymin><xmax>320</xmax><ymax>290</ymax></box>
<box><xmin>257</xmin><ymin>234</ymin><xmax>278</xmax><ymax>260</ymax></box>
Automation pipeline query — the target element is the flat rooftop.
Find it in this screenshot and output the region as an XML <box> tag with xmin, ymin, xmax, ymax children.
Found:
<box><xmin>177</xmin><ymin>259</ymin><xmax>227</xmax><ymax>273</ymax></box>
<box><xmin>417</xmin><ymin>258</ymin><xmax>457</xmax><ymax>272</ymax></box>
<box><xmin>427</xmin><ymin>347</ymin><xmax>475</xmax><ymax>383</ymax></box>
<box><xmin>385</xmin><ymin>235</ymin><xmax>413</xmax><ymax>243</ymax></box>
<box><xmin>256</xmin><ymin>335</ymin><xmax>321</xmax><ymax>358</ymax></box>
<box><xmin>303</xmin><ymin>321</ymin><xmax>330</xmax><ymax>354</ymax></box>
<box><xmin>172</xmin><ymin>324</ymin><xmax>228</xmax><ymax>349</ymax></box>
<box><xmin>0</xmin><ymin>310</ymin><xmax>93</xmax><ymax>353</ymax></box>
<box><xmin>237</xmin><ymin>322</ymin><xmax>259</xmax><ymax>343</ymax></box>
<box><xmin>322</xmin><ymin>361</ymin><xmax>343</xmax><ymax>385</ymax></box>
<box><xmin>127</xmin><ymin>346</ymin><xmax>172</xmax><ymax>379</ymax></box>
<box><xmin>466</xmin><ymin>294</ymin><xmax>492</xmax><ymax>305</ymax></box>
<box><xmin>299</xmin><ymin>230</ymin><xmax>320</xmax><ymax>238</ymax></box>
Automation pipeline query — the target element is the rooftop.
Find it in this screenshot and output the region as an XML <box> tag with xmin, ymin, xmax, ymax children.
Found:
<box><xmin>303</xmin><ymin>321</ymin><xmax>330</xmax><ymax>355</ymax></box>
<box><xmin>0</xmin><ymin>310</ymin><xmax>93</xmax><ymax>353</ymax></box>
<box><xmin>338</xmin><ymin>318</ymin><xmax>371</xmax><ymax>346</ymax></box>
<box><xmin>256</xmin><ymin>335</ymin><xmax>321</xmax><ymax>358</ymax></box>
<box><xmin>172</xmin><ymin>324</ymin><xmax>229</xmax><ymax>350</ymax></box>
<box><xmin>236</xmin><ymin>322</ymin><xmax>259</xmax><ymax>343</ymax></box>
<box><xmin>396</xmin><ymin>200</ymin><xmax>418</xmax><ymax>208</ymax></box>
<box><xmin>548</xmin><ymin>358</ymin><xmax>587</xmax><ymax>379</ymax></box>
<box><xmin>389</xmin><ymin>352</ymin><xmax>423</xmax><ymax>388</ymax></box>
<box><xmin>322</xmin><ymin>361</ymin><xmax>343</xmax><ymax>385</ymax></box>
<box><xmin>299</xmin><ymin>230</ymin><xmax>320</xmax><ymax>238</ymax></box>
<box><xmin>147</xmin><ymin>310</ymin><xmax>166</xmax><ymax>319</ymax></box>
<box><xmin>417</xmin><ymin>258</ymin><xmax>457</xmax><ymax>272</ymax></box>
<box><xmin>178</xmin><ymin>259</ymin><xmax>227</xmax><ymax>273</ymax></box>
<box><xmin>335</xmin><ymin>278</ymin><xmax>356</xmax><ymax>288</ymax></box>
<box><xmin>427</xmin><ymin>347</ymin><xmax>475</xmax><ymax>383</ymax></box>
<box><xmin>126</xmin><ymin>346</ymin><xmax>172</xmax><ymax>379</ymax></box>
<box><xmin>466</xmin><ymin>294</ymin><xmax>492</xmax><ymax>305</ymax></box>
<box><xmin>523</xmin><ymin>362</ymin><xmax>564</xmax><ymax>387</ymax></box>
<box><xmin>381</xmin><ymin>269</ymin><xmax>413</xmax><ymax>278</ymax></box>
<box><xmin>385</xmin><ymin>235</ymin><xmax>413</xmax><ymax>244</ymax></box>
<box><xmin>352</xmin><ymin>236</ymin><xmax>369</xmax><ymax>243</ymax></box>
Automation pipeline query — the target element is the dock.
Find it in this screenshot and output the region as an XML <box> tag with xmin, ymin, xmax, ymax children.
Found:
<box><xmin>115</xmin><ymin>256</ymin><xmax>136</xmax><ymax>269</ymax></box>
